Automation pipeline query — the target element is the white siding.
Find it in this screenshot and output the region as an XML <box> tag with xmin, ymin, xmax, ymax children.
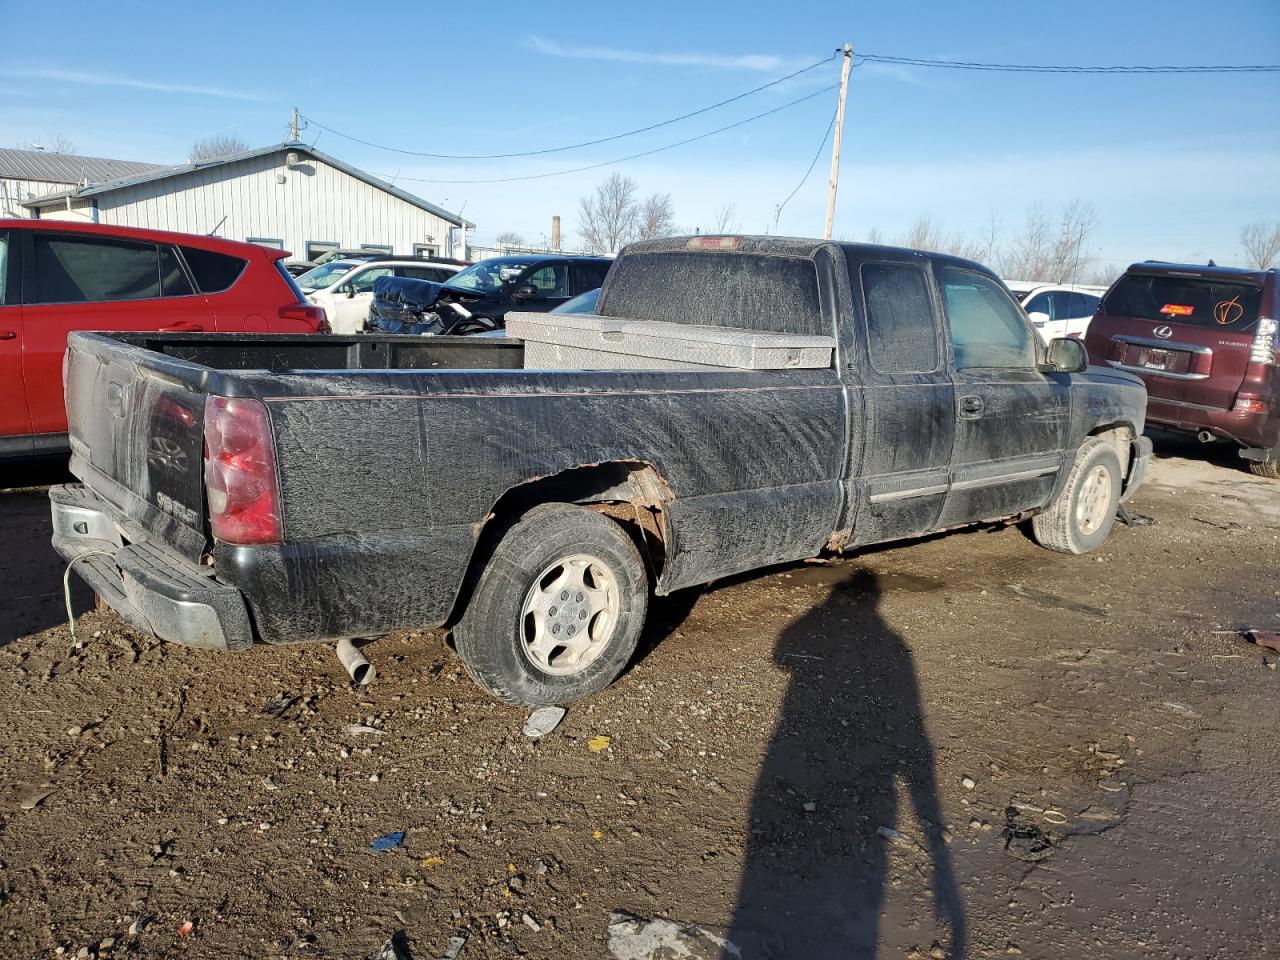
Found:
<box><xmin>94</xmin><ymin>151</ymin><xmax>457</xmax><ymax>259</ymax></box>
<box><xmin>1</xmin><ymin>178</ymin><xmax>74</xmax><ymax>218</ymax></box>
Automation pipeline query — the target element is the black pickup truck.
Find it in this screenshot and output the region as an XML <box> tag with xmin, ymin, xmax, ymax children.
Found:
<box><xmin>51</xmin><ymin>236</ymin><xmax>1151</xmax><ymax>705</ymax></box>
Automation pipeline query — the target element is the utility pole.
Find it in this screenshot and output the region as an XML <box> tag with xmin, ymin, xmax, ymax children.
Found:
<box><xmin>823</xmin><ymin>43</ymin><xmax>853</xmax><ymax>240</ymax></box>
<box><xmin>289</xmin><ymin>106</ymin><xmax>300</xmax><ymax>143</ymax></box>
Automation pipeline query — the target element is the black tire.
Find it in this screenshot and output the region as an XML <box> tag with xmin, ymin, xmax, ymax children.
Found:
<box><xmin>452</xmin><ymin>504</ymin><xmax>648</xmax><ymax>706</ymax></box>
<box><xmin>1247</xmin><ymin>446</ymin><xmax>1280</xmax><ymax>479</ymax></box>
<box><xmin>1032</xmin><ymin>437</ymin><xmax>1124</xmax><ymax>555</ymax></box>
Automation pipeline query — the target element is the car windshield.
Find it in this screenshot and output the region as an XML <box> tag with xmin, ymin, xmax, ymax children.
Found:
<box><xmin>295</xmin><ymin>261</ymin><xmax>358</xmax><ymax>292</ymax></box>
<box><xmin>445</xmin><ymin>257</ymin><xmax>538</xmax><ymax>293</ymax></box>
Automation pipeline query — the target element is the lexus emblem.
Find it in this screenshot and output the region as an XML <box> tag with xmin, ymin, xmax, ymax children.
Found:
<box><xmin>1153</xmin><ymin>325</ymin><xmax>1173</xmax><ymax>339</ymax></box>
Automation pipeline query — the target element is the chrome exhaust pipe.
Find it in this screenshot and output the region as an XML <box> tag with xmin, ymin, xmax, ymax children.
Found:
<box><xmin>1197</xmin><ymin>430</ymin><xmax>1216</xmax><ymax>443</ymax></box>
<box><xmin>336</xmin><ymin>637</ymin><xmax>375</xmax><ymax>686</ymax></box>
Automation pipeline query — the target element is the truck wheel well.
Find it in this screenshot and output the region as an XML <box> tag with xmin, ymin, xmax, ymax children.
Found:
<box><xmin>1088</xmin><ymin>424</ymin><xmax>1136</xmax><ymax>478</ymax></box>
<box><xmin>446</xmin><ymin>462</ymin><xmax>674</xmax><ymax>626</ymax></box>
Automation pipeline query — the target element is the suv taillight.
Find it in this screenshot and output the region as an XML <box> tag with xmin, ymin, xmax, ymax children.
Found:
<box><xmin>279</xmin><ymin>302</ymin><xmax>330</xmax><ymax>333</ymax></box>
<box><xmin>1249</xmin><ymin>316</ymin><xmax>1277</xmax><ymax>365</ymax></box>
<box><xmin>203</xmin><ymin>396</ymin><xmax>283</xmax><ymax>545</ymax></box>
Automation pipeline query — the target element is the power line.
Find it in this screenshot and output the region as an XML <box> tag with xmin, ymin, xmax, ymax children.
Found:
<box><xmin>302</xmin><ymin>53</ymin><xmax>837</xmax><ymax>161</ymax></box>
<box><xmin>775</xmin><ymin>105</ymin><xmax>837</xmax><ymax>227</ymax></box>
<box><xmin>379</xmin><ymin>85</ymin><xmax>836</xmax><ymax>185</ymax></box>
<box><xmin>855</xmin><ymin>52</ymin><xmax>1280</xmax><ymax>74</ymax></box>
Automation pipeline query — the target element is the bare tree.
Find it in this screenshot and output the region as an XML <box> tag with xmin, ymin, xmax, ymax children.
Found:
<box><xmin>1240</xmin><ymin>221</ymin><xmax>1280</xmax><ymax>270</ymax></box>
<box><xmin>494</xmin><ymin>230</ymin><xmax>524</xmax><ymax>249</ymax></box>
<box><xmin>636</xmin><ymin>193</ymin><xmax>676</xmax><ymax>241</ymax></box>
<box><xmin>864</xmin><ymin>226</ymin><xmax>884</xmax><ymax>245</ymax></box>
<box><xmin>707</xmin><ymin>203</ymin><xmax>741</xmax><ymax>234</ymax></box>
<box><xmin>47</xmin><ymin>134</ymin><xmax>77</xmax><ymax>154</ymax></box>
<box><xmin>189</xmin><ymin>134</ymin><xmax>249</xmax><ymax>162</ymax></box>
<box><xmin>1000</xmin><ymin>201</ymin><xmax>1098</xmax><ymax>283</ymax></box>
<box><xmin>578</xmin><ymin>173</ymin><xmax>640</xmax><ymax>254</ymax></box>
<box><xmin>21</xmin><ymin>134</ymin><xmax>78</xmax><ymax>153</ymax></box>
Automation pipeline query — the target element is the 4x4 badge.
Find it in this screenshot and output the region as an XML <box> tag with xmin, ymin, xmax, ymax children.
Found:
<box><xmin>1153</xmin><ymin>325</ymin><xmax>1173</xmax><ymax>339</ymax></box>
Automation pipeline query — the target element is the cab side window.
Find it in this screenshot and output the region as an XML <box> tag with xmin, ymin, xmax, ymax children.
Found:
<box><xmin>31</xmin><ymin>234</ymin><xmax>161</xmax><ymax>304</ymax></box>
<box><xmin>526</xmin><ymin>264</ymin><xmax>568</xmax><ymax>298</ymax></box>
<box><xmin>860</xmin><ymin>262</ymin><xmax>939</xmax><ymax>373</ymax></box>
<box><xmin>571</xmin><ymin>263</ymin><xmax>608</xmax><ymax>296</ymax></box>
<box><xmin>940</xmin><ymin>267</ymin><xmax>1037</xmax><ymax>369</ymax></box>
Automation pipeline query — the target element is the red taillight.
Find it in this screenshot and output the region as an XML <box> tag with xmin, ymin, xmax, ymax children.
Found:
<box><xmin>686</xmin><ymin>236</ymin><xmax>740</xmax><ymax>251</ymax></box>
<box><xmin>279</xmin><ymin>302</ymin><xmax>330</xmax><ymax>332</ymax></box>
<box><xmin>203</xmin><ymin>396</ymin><xmax>283</xmax><ymax>545</ymax></box>
<box><xmin>1234</xmin><ymin>398</ymin><xmax>1268</xmax><ymax>414</ymax></box>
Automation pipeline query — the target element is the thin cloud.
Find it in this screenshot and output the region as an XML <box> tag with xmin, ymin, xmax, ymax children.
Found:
<box><xmin>0</xmin><ymin>67</ymin><xmax>264</xmax><ymax>101</ymax></box>
<box><xmin>526</xmin><ymin>35</ymin><xmax>806</xmax><ymax>72</ymax></box>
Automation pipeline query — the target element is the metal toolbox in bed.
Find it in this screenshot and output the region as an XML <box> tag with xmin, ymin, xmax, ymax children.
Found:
<box><xmin>506</xmin><ymin>312</ymin><xmax>835</xmax><ymax>371</ymax></box>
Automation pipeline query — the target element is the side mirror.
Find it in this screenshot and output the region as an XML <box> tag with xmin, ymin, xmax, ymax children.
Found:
<box><xmin>512</xmin><ymin>282</ymin><xmax>538</xmax><ymax>303</ymax></box>
<box><xmin>1027</xmin><ymin>310</ymin><xmax>1050</xmax><ymax>326</ymax></box>
<box><xmin>1045</xmin><ymin>337</ymin><xmax>1087</xmax><ymax>374</ymax></box>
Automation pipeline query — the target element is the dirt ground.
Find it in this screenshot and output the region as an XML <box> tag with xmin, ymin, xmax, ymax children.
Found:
<box><xmin>0</xmin><ymin>433</ymin><xmax>1276</xmax><ymax>960</ymax></box>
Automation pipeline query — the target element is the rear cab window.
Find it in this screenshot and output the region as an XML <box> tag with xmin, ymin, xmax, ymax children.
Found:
<box><xmin>1103</xmin><ymin>274</ymin><xmax>1262</xmax><ymax>333</ymax></box>
<box><xmin>600</xmin><ymin>250</ymin><xmax>828</xmax><ymax>336</ymax></box>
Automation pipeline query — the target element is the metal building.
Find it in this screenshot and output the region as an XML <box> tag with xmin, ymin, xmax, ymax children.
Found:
<box><xmin>17</xmin><ymin>143</ymin><xmax>471</xmax><ymax>260</ymax></box>
<box><xmin>0</xmin><ymin>148</ymin><xmax>161</xmax><ymax>219</ymax></box>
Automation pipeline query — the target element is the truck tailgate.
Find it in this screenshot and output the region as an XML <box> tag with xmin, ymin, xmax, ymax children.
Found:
<box><xmin>64</xmin><ymin>334</ymin><xmax>209</xmax><ymax>562</ymax></box>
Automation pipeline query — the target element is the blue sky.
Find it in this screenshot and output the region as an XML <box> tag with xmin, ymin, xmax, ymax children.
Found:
<box><xmin>3</xmin><ymin>0</ymin><xmax>1278</xmax><ymax>269</ymax></box>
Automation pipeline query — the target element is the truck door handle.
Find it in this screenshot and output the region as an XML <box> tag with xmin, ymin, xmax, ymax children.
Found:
<box><xmin>959</xmin><ymin>396</ymin><xmax>984</xmax><ymax>419</ymax></box>
<box><xmin>161</xmin><ymin>322</ymin><xmax>204</xmax><ymax>332</ymax></box>
<box><xmin>0</xmin><ymin>330</ymin><xmax>16</xmax><ymax>340</ymax></box>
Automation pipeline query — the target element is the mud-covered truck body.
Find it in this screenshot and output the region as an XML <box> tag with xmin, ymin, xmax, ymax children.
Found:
<box><xmin>51</xmin><ymin>236</ymin><xmax>1151</xmax><ymax>705</ymax></box>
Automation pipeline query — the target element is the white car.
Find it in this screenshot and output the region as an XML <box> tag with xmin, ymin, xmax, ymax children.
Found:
<box><xmin>1005</xmin><ymin>281</ymin><xmax>1106</xmax><ymax>343</ymax></box>
<box><xmin>296</xmin><ymin>258</ymin><xmax>463</xmax><ymax>334</ymax></box>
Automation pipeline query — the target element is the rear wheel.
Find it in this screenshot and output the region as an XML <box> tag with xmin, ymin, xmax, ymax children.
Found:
<box><xmin>1032</xmin><ymin>437</ymin><xmax>1123</xmax><ymax>555</ymax></box>
<box><xmin>453</xmin><ymin>504</ymin><xmax>648</xmax><ymax>706</ymax></box>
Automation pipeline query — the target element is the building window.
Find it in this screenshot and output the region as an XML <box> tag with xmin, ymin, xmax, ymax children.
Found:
<box><xmin>246</xmin><ymin>237</ymin><xmax>284</xmax><ymax>250</ymax></box>
<box><xmin>360</xmin><ymin>243</ymin><xmax>393</xmax><ymax>255</ymax></box>
<box><xmin>306</xmin><ymin>241</ymin><xmax>338</xmax><ymax>261</ymax></box>
<box><xmin>413</xmin><ymin>244</ymin><xmax>439</xmax><ymax>259</ymax></box>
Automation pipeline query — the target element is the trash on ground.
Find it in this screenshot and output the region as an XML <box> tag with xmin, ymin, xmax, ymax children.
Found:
<box><xmin>343</xmin><ymin>723</ymin><xmax>386</xmax><ymax>737</ymax></box>
<box><xmin>420</xmin><ymin>855</ymin><xmax>444</xmax><ymax>868</ymax></box>
<box><xmin>1246</xmin><ymin>629</ymin><xmax>1280</xmax><ymax>653</ymax></box>
<box><xmin>876</xmin><ymin>825</ymin><xmax>923</xmax><ymax>851</ymax></box>
<box><xmin>19</xmin><ymin>788</ymin><xmax>53</xmax><ymax>810</ymax></box>
<box><xmin>523</xmin><ymin>706</ymin><xmax>566</xmax><ymax>739</ymax></box>
<box><xmin>606</xmin><ymin>910</ymin><xmax>741</xmax><ymax>960</ymax></box>
<box><xmin>440</xmin><ymin>930</ymin><xmax>468</xmax><ymax>960</ymax></box>
<box><xmin>521</xmin><ymin>912</ymin><xmax>541</xmax><ymax>932</ymax></box>
<box><xmin>1002</xmin><ymin>806</ymin><xmax>1056</xmax><ymax>862</ymax></box>
<box><xmin>370</xmin><ymin>831</ymin><xmax>406</xmax><ymax>854</ymax></box>
<box><xmin>587</xmin><ymin>735</ymin><xmax>612</xmax><ymax>752</ymax></box>
<box><xmin>177</xmin><ymin>920</ymin><xmax>194</xmax><ymax>937</ymax></box>
<box><xmin>262</xmin><ymin>693</ymin><xmax>299</xmax><ymax>718</ymax></box>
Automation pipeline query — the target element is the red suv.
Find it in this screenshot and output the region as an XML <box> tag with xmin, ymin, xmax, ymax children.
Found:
<box><xmin>0</xmin><ymin>220</ymin><xmax>327</xmax><ymax>458</ymax></box>
<box><xmin>1085</xmin><ymin>262</ymin><xmax>1279</xmax><ymax>477</ymax></box>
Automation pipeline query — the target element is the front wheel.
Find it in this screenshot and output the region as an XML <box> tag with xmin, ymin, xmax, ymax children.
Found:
<box><xmin>453</xmin><ymin>504</ymin><xmax>648</xmax><ymax>706</ymax></box>
<box><xmin>1032</xmin><ymin>437</ymin><xmax>1123</xmax><ymax>555</ymax></box>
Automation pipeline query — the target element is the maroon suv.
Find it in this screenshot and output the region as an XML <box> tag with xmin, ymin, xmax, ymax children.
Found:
<box><xmin>1085</xmin><ymin>262</ymin><xmax>1279</xmax><ymax>478</ymax></box>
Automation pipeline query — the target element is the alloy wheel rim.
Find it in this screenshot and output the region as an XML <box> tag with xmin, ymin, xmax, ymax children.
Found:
<box><xmin>1075</xmin><ymin>464</ymin><xmax>1112</xmax><ymax>535</ymax></box>
<box><xmin>520</xmin><ymin>554</ymin><xmax>619</xmax><ymax>676</ymax></box>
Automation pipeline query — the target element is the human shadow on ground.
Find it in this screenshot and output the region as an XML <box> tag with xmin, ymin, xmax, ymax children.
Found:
<box><xmin>725</xmin><ymin>570</ymin><xmax>966</xmax><ymax>958</ymax></box>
